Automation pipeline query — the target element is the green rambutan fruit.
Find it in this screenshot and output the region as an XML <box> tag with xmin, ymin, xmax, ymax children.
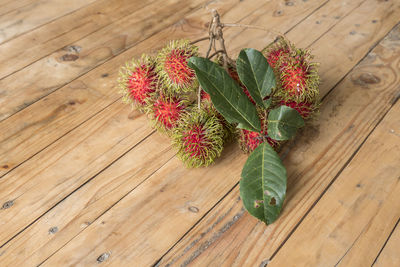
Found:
<box><xmin>238</xmin><ymin>110</ymin><xmax>280</xmax><ymax>153</ymax></box>
<box><xmin>263</xmin><ymin>37</ymin><xmax>320</xmax><ymax>103</ymax></box>
<box><xmin>147</xmin><ymin>95</ymin><xmax>187</xmax><ymax>133</ymax></box>
<box><xmin>172</xmin><ymin>106</ymin><xmax>225</xmax><ymax>168</ymax></box>
<box><xmin>156</xmin><ymin>39</ymin><xmax>199</xmax><ymax>95</ymax></box>
<box><xmin>118</xmin><ymin>54</ymin><xmax>157</xmax><ymax>110</ymax></box>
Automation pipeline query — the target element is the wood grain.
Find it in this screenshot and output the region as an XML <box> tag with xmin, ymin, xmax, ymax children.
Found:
<box><xmin>269</xmin><ymin>97</ymin><xmax>400</xmax><ymax>267</ymax></box>
<box><xmin>3</xmin><ymin>0</ymin><xmax>330</xmax><ymax>262</ymax></box>
<box><xmin>0</xmin><ymin>0</ymin><xmax>209</xmax><ymax>122</ymax></box>
<box><xmin>0</xmin><ymin>0</ymin><xmax>98</xmax><ymax>43</ymax></box>
<box><xmin>158</xmin><ymin>21</ymin><xmax>400</xmax><ymax>267</ymax></box>
<box><xmin>0</xmin><ymin>0</ymin><xmax>325</xmax><ymax>178</ymax></box>
<box><xmin>0</xmin><ymin>0</ymin><xmax>160</xmax><ymax>80</ymax></box>
<box><xmin>374</xmin><ymin>222</ymin><xmax>400</xmax><ymax>267</ymax></box>
<box><xmin>0</xmin><ymin>128</ymin><xmax>175</xmax><ymax>266</ymax></box>
<box><xmin>44</xmin><ymin>4</ymin><xmax>400</xmax><ymax>267</ymax></box>
<box><xmin>42</xmin><ymin>144</ymin><xmax>247</xmax><ymax>267</ymax></box>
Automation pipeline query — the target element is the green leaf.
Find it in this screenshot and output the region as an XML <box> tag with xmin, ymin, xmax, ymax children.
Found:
<box><xmin>188</xmin><ymin>57</ymin><xmax>261</xmax><ymax>132</ymax></box>
<box><xmin>267</xmin><ymin>105</ymin><xmax>305</xmax><ymax>140</ymax></box>
<box><xmin>236</xmin><ymin>48</ymin><xmax>276</xmax><ymax>108</ymax></box>
<box><xmin>240</xmin><ymin>142</ymin><xmax>287</xmax><ymax>224</ymax></box>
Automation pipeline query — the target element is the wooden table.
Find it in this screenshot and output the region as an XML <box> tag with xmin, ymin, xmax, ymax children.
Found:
<box><xmin>0</xmin><ymin>0</ymin><xmax>399</xmax><ymax>266</ymax></box>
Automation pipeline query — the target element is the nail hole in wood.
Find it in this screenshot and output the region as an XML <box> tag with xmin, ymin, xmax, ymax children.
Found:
<box><xmin>188</xmin><ymin>206</ymin><xmax>199</xmax><ymax>213</ymax></box>
<box><xmin>49</xmin><ymin>226</ymin><xmax>58</xmax><ymax>234</ymax></box>
<box><xmin>97</xmin><ymin>252</ymin><xmax>110</xmax><ymax>263</ymax></box>
<box><xmin>2</xmin><ymin>200</ymin><xmax>14</xmax><ymax>209</ymax></box>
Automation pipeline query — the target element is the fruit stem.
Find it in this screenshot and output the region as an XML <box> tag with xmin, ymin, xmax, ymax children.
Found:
<box><xmin>197</xmin><ymin>9</ymin><xmax>236</xmax><ymax>108</ymax></box>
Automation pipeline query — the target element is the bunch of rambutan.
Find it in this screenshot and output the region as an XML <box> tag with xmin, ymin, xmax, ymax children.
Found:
<box><xmin>237</xmin><ymin>37</ymin><xmax>320</xmax><ymax>153</ymax></box>
<box><xmin>118</xmin><ymin>37</ymin><xmax>319</xmax><ymax>168</ymax></box>
<box><xmin>118</xmin><ymin>39</ymin><xmax>234</xmax><ymax>167</ymax></box>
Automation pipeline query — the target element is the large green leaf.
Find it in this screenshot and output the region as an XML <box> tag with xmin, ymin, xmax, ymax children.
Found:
<box><xmin>188</xmin><ymin>57</ymin><xmax>261</xmax><ymax>132</ymax></box>
<box><xmin>267</xmin><ymin>105</ymin><xmax>305</xmax><ymax>140</ymax></box>
<box><xmin>240</xmin><ymin>142</ymin><xmax>287</xmax><ymax>224</ymax></box>
<box><xmin>236</xmin><ymin>48</ymin><xmax>276</xmax><ymax>108</ymax></box>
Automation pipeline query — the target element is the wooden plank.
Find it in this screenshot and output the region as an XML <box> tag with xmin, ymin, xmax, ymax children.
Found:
<box><xmin>0</xmin><ymin>0</ymin><xmax>330</xmax><ymax>262</ymax></box>
<box><xmin>0</xmin><ymin>0</ymin><xmax>160</xmax><ymax>80</ymax></box>
<box><xmin>158</xmin><ymin>20</ymin><xmax>400</xmax><ymax>267</ymax></box>
<box><xmin>41</xmin><ymin>145</ymin><xmax>247</xmax><ymax>267</ymax></box>
<box><xmin>42</xmin><ymin>4</ymin><xmax>400</xmax><ymax>267</ymax></box>
<box><xmin>0</xmin><ymin>122</ymin><xmax>175</xmax><ymax>266</ymax></box>
<box><xmin>0</xmin><ymin>0</ymin><xmax>325</xmax><ymax>176</ymax></box>
<box><xmin>269</xmin><ymin>99</ymin><xmax>400</xmax><ymax>267</ymax></box>
<box><xmin>0</xmin><ymin>0</ymin><xmax>98</xmax><ymax>43</ymax></box>
<box><xmin>374</xmin><ymin>222</ymin><xmax>400</xmax><ymax>267</ymax></box>
<box><xmin>0</xmin><ymin>0</ymin><xmax>36</xmax><ymax>16</ymax></box>
<box><xmin>0</xmin><ymin>0</ymin><xmax>209</xmax><ymax>122</ymax></box>
<box><xmin>0</xmin><ymin>0</ymin><xmax>214</xmax><ymax>177</ymax></box>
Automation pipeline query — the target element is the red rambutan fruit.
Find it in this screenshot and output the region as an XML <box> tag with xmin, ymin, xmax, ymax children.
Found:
<box><xmin>280</xmin><ymin>100</ymin><xmax>315</xmax><ymax>119</ymax></box>
<box><xmin>265</xmin><ymin>48</ymin><xmax>290</xmax><ymax>68</ymax></box>
<box><xmin>156</xmin><ymin>39</ymin><xmax>199</xmax><ymax>95</ymax></box>
<box><xmin>148</xmin><ymin>96</ymin><xmax>187</xmax><ymax>133</ymax></box>
<box><xmin>172</xmin><ymin>107</ymin><xmax>224</xmax><ymax>168</ymax></box>
<box><xmin>228</xmin><ymin>67</ymin><xmax>256</xmax><ymax>105</ymax></box>
<box><xmin>238</xmin><ymin>110</ymin><xmax>279</xmax><ymax>153</ymax></box>
<box><xmin>262</xmin><ymin>37</ymin><xmax>320</xmax><ymax>103</ymax></box>
<box><xmin>118</xmin><ymin>55</ymin><xmax>157</xmax><ymax>110</ymax></box>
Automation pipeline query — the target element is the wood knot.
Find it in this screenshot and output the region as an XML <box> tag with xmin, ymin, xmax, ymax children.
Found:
<box><xmin>49</xmin><ymin>226</ymin><xmax>58</xmax><ymax>234</ymax></box>
<box><xmin>188</xmin><ymin>206</ymin><xmax>199</xmax><ymax>213</ymax></box>
<box><xmin>273</xmin><ymin>10</ymin><xmax>283</xmax><ymax>16</ymax></box>
<box><xmin>2</xmin><ymin>200</ymin><xmax>14</xmax><ymax>210</ymax></box>
<box><xmin>64</xmin><ymin>45</ymin><xmax>82</xmax><ymax>53</ymax></box>
<box><xmin>61</xmin><ymin>54</ymin><xmax>79</xmax><ymax>61</ymax></box>
<box><xmin>353</xmin><ymin>73</ymin><xmax>381</xmax><ymax>88</ymax></box>
<box><xmin>285</xmin><ymin>1</ymin><xmax>294</xmax><ymax>6</ymax></box>
<box><xmin>97</xmin><ymin>252</ymin><xmax>111</xmax><ymax>263</ymax></box>
<box><xmin>2</xmin><ymin>164</ymin><xmax>8</xmax><ymax>169</ymax></box>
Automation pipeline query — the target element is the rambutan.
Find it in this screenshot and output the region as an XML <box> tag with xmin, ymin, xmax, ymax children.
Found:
<box><xmin>228</xmin><ymin>67</ymin><xmax>256</xmax><ymax>105</ymax></box>
<box><xmin>263</xmin><ymin>37</ymin><xmax>320</xmax><ymax>103</ymax></box>
<box><xmin>118</xmin><ymin>55</ymin><xmax>157</xmax><ymax>110</ymax></box>
<box><xmin>148</xmin><ymin>95</ymin><xmax>187</xmax><ymax>133</ymax></box>
<box><xmin>280</xmin><ymin>100</ymin><xmax>316</xmax><ymax>119</ymax></box>
<box><xmin>238</xmin><ymin>110</ymin><xmax>279</xmax><ymax>153</ymax></box>
<box><xmin>172</xmin><ymin>107</ymin><xmax>224</xmax><ymax>168</ymax></box>
<box><xmin>156</xmin><ymin>39</ymin><xmax>199</xmax><ymax>95</ymax></box>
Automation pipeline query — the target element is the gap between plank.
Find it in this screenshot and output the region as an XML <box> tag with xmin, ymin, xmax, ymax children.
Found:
<box><xmin>0</xmin><ymin>0</ymin><xmax>374</xmax><ymax>262</ymax></box>
<box><xmin>0</xmin><ymin>0</ymin><xmax>212</xmax><ymax>178</ymax></box>
<box><xmin>371</xmin><ymin>210</ymin><xmax>400</xmax><ymax>265</ymax></box>
<box><xmin>0</xmin><ymin>0</ymin><xmax>159</xmax><ymax>84</ymax></box>
<box><xmin>37</xmin><ymin>137</ymin><xmax>177</xmax><ymax>266</ymax></box>
<box><xmin>0</xmin><ymin>129</ymin><xmax>156</xmax><ymax>249</ymax></box>
<box><xmin>154</xmin><ymin>20</ymin><xmax>400</xmax><ymax>267</ymax></box>
<box><xmin>268</xmin><ymin>42</ymin><xmax>400</xmax><ymax>262</ymax></box>
<box><xmin>0</xmin><ymin>0</ymin><xmax>100</xmax><ymax>45</ymax></box>
<box><xmin>0</xmin><ymin>0</ymin><xmax>208</xmax><ymax>123</ymax></box>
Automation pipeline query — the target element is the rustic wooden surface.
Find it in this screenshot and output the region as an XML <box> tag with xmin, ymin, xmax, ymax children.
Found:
<box><xmin>0</xmin><ymin>0</ymin><xmax>399</xmax><ymax>266</ymax></box>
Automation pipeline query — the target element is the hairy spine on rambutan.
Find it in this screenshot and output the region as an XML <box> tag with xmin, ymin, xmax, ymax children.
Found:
<box><xmin>262</xmin><ymin>37</ymin><xmax>320</xmax><ymax>103</ymax></box>
<box><xmin>118</xmin><ymin>54</ymin><xmax>157</xmax><ymax>110</ymax></box>
<box><xmin>227</xmin><ymin>66</ymin><xmax>256</xmax><ymax>105</ymax></box>
<box><xmin>147</xmin><ymin>95</ymin><xmax>187</xmax><ymax>134</ymax></box>
<box><xmin>238</xmin><ymin>110</ymin><xmax>279</xmax><ymax>153</ymax></box>
<box><xmin>156</xmin><ymin>39</ymin><xmax>199</xmax><ymax>95</ymax></box>
<box><xmin>279</xmin><ymin>100</ymin><xmax>318</xmax><ymax>119</ymax></box>
<box><xmin>172</xmin><ymin>107</ymin><xmax>225</xmax><ymax>168</ymax></box>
